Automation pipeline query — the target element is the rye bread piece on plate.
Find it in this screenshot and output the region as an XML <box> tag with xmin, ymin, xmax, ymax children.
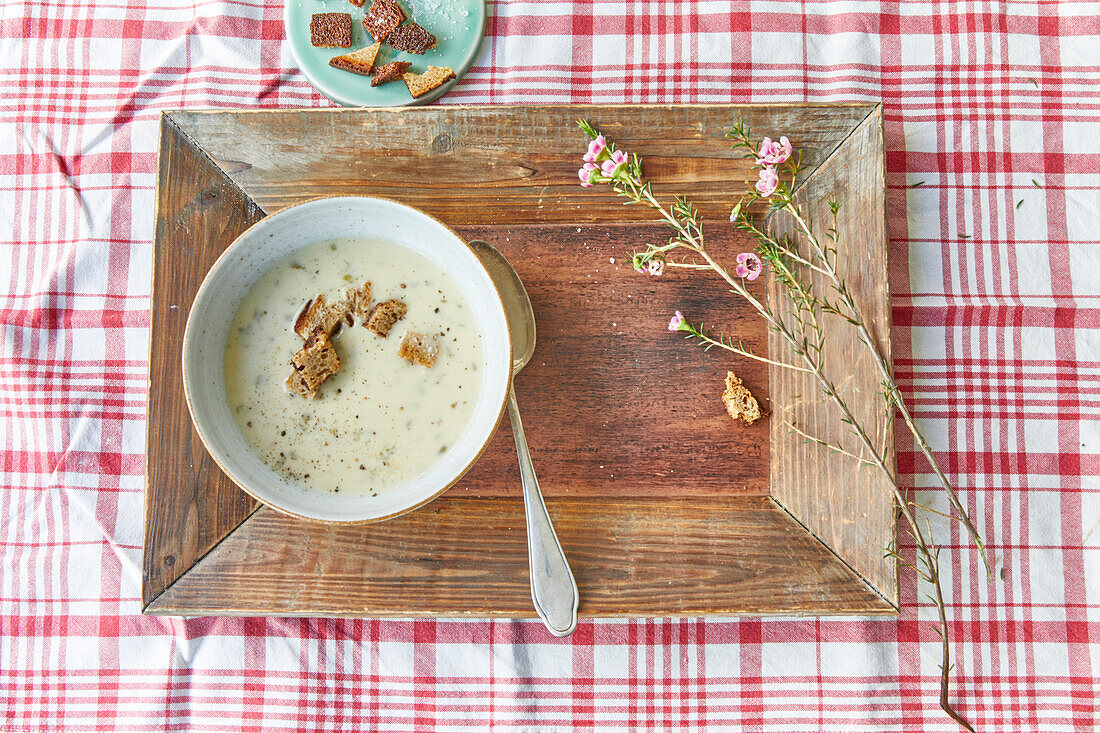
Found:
<box><xmin>387</xmin><ymin>22</ymin><xmax>436</xmax><ymax>54</ymax></box>
<box><xmin>362</xmin><ymin>0</ymin><xmax>406</xmax><ymax>42</ymax></box>
<box><xmin>329</xmin><ymin>43</ymin><xmax>382</xmax><ymax>75</ymax></box>
<box><xmin>397</xmin><ymin>332</ymin><xmax>439</xmax><ymax>367</ymax></box>
<box><xmin>286</xmin><ymin>328</ymin><xmax>341</xmax><ymax>399</ymax></box>
<box><xmin>370</xmin><ymin>60</ymin><xmax>412</xmax><ymax>87</ymax></box>
<box><xmin>310</xmin><ymin>13</ymin><xmax>353</xmax><ymax>48</ymax></box>
<box><xmin>364</xmin><ymin>298</ymin><xmax>407</xmax><ymax>336</ymax></box>
<box><xmin>402</xmin><ymin>66</ymin><xmax>456</xmax><ymax>98</ymax></box>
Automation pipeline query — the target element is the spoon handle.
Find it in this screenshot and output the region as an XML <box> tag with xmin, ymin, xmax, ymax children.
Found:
<box><xmin>507</xmin><ymin>384</ymin><xmax>579</xmax><ymax>637</ymax></box>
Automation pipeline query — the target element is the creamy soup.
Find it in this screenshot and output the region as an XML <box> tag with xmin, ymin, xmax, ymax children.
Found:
<box><xmin>224</xmin><ymin>237</ymin><xmax>484</xmax><ymax>496</ymax></box>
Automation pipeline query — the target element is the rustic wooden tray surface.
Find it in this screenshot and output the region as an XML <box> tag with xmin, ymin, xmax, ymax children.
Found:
<box><xmin>144</xmin><ymin>104</ymin><xmax>896</xmax><ymax>618</ymax></box>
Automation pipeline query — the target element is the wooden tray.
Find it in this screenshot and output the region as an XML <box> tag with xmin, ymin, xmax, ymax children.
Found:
<box><xmin>143</xmin><ymin>104</ymin><xmax>896</xmax><ymax>617</ymax></box>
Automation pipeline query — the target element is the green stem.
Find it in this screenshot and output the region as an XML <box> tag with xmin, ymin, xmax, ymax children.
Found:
<box><xmin>683</xmin><ymin>327</ymin><xmax>812</xmax><ymax>373</ymax></box>
<box><xmin>630</xmin><ymin>175</ymin><xmax>972</xmax><ymax>731</ymax></box>
<box><xmin>783</xmin><ymin>203</ymin><xmax>990</xmax><ymax>576</ymax></box>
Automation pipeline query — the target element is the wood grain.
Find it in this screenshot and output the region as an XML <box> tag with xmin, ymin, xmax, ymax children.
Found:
<box><xmin>451</xmin><ymin>224</ymin><xmax>769</xmax><ymax>498</ymax></box>
<box><xmin>767</xmin><ymin>105</ymin><xmax>898</xmax><ymax>605</ymax></box>
<box><xmin>168</xmin><ymin>104</ymin><xmax>877</xmax><ymax>225</ymax></box>
<box><xmin>144</xmin><ymin>104</ymin><xmax>896</xmax><ymax>617</ymax></box>
<box><xmin>145</xmin><ymin>497</ymin><xmax>895</xmax><ymax>617</ymax></box>
<box><xmin>142</xmin><ymin>116</ymin><xmax>262</xmax><ymax>606</ymax></box>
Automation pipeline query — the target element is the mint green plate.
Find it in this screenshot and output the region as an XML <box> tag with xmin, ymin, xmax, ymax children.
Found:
<box><xmin>285</xmin><ymin>0</ymin><xmax>486</xmax><ymax>106</ymax></box>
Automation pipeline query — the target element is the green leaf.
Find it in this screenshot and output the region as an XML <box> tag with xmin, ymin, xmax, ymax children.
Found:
<box><xmin>577</xmin><ymin>118</ymin><xmax>600</xmax><ymax>139</ymax></box>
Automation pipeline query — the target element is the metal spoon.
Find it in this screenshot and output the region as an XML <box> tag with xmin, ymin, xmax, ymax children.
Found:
<box><xmin>470</xmin><ymin>239</ymin><xmax>579</xmax><ymax>637</ymax></box>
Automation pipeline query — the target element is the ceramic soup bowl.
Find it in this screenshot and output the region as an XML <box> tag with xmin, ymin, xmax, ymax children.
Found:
<box><xmin>182</xmin><ymin>196</ymin><xmax>511</xmax><ymax>523</ymax></box>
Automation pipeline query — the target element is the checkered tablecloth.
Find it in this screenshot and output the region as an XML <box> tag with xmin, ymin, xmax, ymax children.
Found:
<box><xmin>2</xmin><ymin>0</ymin><xmax>1099</xmax><ymax>730</ymax></box>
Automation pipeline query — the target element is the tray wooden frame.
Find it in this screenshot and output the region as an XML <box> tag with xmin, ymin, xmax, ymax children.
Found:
<box><xmin>143</xmin><ymin>104</ymin><xmax>896</xmax><ymax>618</ymax></box>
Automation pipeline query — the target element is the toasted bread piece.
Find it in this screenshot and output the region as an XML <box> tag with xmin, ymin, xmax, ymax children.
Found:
<box><xmin>387</xmin><ymin>22</ymin><xmax>436</xmax><ymax>54</ymax></box>
<box><xmin>285</xmin><ymin>369</ymin><xmax>313</xmax><ymax>398</ymax></box>
<box><xmin>398</xmin><ymin>331</ymin><xmax>438</xmax><ymax>367</ymax></box>
<box><xmin>348</xmin><ymin>0</ymin><xmax>364</xmax><ymax>6</ymax></box>
<box><xmin>340</xmin><ymin>281</ymin><xmax>373</xmax><ymax>323</ymax></box>
<box><xmin>722</xmin><ymin>371</ymin><xmax>763</xmax><ymax>425</ymax></box>
<box><xmin>286</xmin><ymin>328</ymin><xmax>341</xmax><ymax>398</ymax></box>
<box><xmin>371</xmin><ymin>60</ymin><xmax>412</xmax><ymax>87</ymax></box>
<box><xmin>329</xmin><ymin>43</ymin><xmax>382</xmax><ymax>75</ymax></box>
<box><xmin>362</xmin><ymin>0</ymin><xmax>405</xmax><ymax>41</ymax></box>
<box><xmin>364</xmin><ymin>298</ymin><xmax>407</xmax><ymax>336</ymax></box>
<box><xmin>310</xmin><ymin>13</ymin><xmax>353</xmax><ymax>48</ymax></box>
<box><xmin>402</xmin><ymin>66</ymin><xmax>456</xmax><ymax>98</ymax></box>
<box><xmin>293</xmin><ymin>294</ymin><xmax>345</xmax><ymax>339</ymax></box>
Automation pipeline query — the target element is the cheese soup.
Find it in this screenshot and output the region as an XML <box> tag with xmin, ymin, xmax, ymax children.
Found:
<box><xmin>224</xmin><ymin>237</ymin><xmax>485</xmax><ymax>497</ymax></box>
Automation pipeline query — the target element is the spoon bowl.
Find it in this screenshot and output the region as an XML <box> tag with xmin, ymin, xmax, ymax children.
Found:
<box><xmin>471</xmin><ymin>240</ymin><xmax>536</xmax><ymax>373</ymax></box>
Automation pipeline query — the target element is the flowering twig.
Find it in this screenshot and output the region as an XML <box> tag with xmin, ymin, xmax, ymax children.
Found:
<box><xmin>728</xmin><ymin>135</ymin><xmax>991</xmax><ymax>575</ymax></box>
<box><xmin>668</xmin><ymin>311</ymin><xmax>812</xmax><ymax>373</ymax></box>
<box><xmin>576</xmin><ymin>119</ymin><xmax>983</xmax><ymax>731</ymax></box>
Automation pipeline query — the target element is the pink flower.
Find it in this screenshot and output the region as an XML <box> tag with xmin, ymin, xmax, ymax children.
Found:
<box><xmin>578</xmin><ymin>165</ymin><xmax>595</xmax><ymax>187</ymax></box>
<box><xmin>668</xmin><ymin>310</ymin><xmax>685</xmax><ymax>331</ymax></box>
<box><xmin>735</xmin><ymin>252</ymin><xmax>762</xmax><ymax>281</ymax></box>
<box><xmin>601</xmin><ymin>149</ymin><xmax>629</xmax><ymax>178</ymax></box>
<box><xmin>756</xmin><ymin>167</ymin><xmax>779</xmax><ymax>197</ymax></box>
<box><xmin>756</xmin><ymin>136</ymin><xmax>792</xmax><ymax>166</ymax></box>
<box><xmin>647</xmin><ymin>259</ymin><xmax>664</xmax><ymax>276</ymax></box>
<box><xmin>583</xmin><ymin>135</ymin><xmax>606</xmax><ymax>162</ymax></box>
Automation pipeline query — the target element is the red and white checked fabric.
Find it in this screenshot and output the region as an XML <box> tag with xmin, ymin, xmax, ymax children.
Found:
<box><xmin>1</xmin><ymin>0</ymin><xmax>1098</xmax><ymax>730</ymax></box>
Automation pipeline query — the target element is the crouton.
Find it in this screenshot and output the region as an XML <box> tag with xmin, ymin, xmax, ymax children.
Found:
<box><xmin>362</xmin><ymin>0</ymin><xmax>405</xmax><ymax>42</ymax></box>
<box><xmin>329</xmin><ymin>43</ymin><xmax>382</xmax><ymax>76</ymax></box>
<box><xmin>340</xmin><ymin>281</ymin><xmax>373</xmax><ymax>324</ymax></box>
<box><xmin>310</xmin><ymin>13</ymin><xmax>353</xmax><ymax>48</ymax></box>
<box><xmin>387</xmin><ymin>22</ymin><xmax>436</xmax><ymax>54</ymax></box>
<box><xmin>371</xmin><ymin>60</ymin><xmax>412</xmax><ymax>87</ymax></box>
<box><xmin>286</xmin><ymin>328</ymin><xmax>341</xmax><ymax>398</ymax></box>
<box><xmin>722</xmin><ymin>371</ymin><xmax>764</xmax><ymax>425</ymax></box>
<box><xmin>402</xmin><ymin>66</ymin><xmax>456</xmax><ymax>98</ymax></box>
<box><xmin>293</xmin><ymin>294</ymin><xmax>346</xmax><ymax>339</ymax></box>
<box><xmin>364</xmin><ymin>299</ymin><xmax>407</xmax><ymax>336</ymax></box>
<box><xmin>398</xmin><ymin>331</ymin><xmax>438</xmax><ymax>367</ymax></box>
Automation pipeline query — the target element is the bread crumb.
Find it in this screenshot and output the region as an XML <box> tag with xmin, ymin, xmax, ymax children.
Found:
<box><xmin>310</xmin><ymin>13</ymin><xmax>353</xmax><ymax>48</ymax></box>
<box><xmin>398</xmin><ymin>332</ymin><xmax>439</xmax><ymax>367</ymax></box>
<box><xmin>387</xmin><ymin>21</ymin><xmax>436</xmax><ymax>54</ymax></box>
<box><xmin>402</xmin><ymin>66</ymin><xmax>456</xmax><ymax>97</ymax></box>
<box><xmin>294</xmin><ymin>294</ymin><xmax>345</xmax><ymax>338</ymax></box>
<box><xmin>286</xmin><ymin>328</ymin><xmax>341</xmax><ymax>399</ymax></box>
<box><xmin>365</xmin><ymin>299</ymin><xmax>407</xmax><ymax>337</ymax></box>
<box><xmin>722</xmin><ymin>371</ymin><xmax>763</xmax><ymax>425</ymax></box>
<box><xmin>361</xmin><ymin>0</ymin><xmax>405</xmax><ymax>41</ymax></box>
<box><xmin>340</xmin><ymin>281</ymin><xmax>373</xmax><ymax>324</ymax></box>
<box><xmin>371</xmin><ymin>60</ymin><xmax>412</xmax><ymax>87</ymax></box>
<box><xmin>328</xmin><ymin>43</ymin><xmax>381</xmax><ymax>76</ymax></box>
